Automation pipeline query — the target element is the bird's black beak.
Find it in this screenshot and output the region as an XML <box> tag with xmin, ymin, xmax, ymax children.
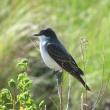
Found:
<box><xmin>31</xmin><ymin>33</ymin><xmax>41</xmax><ymax>39</ymax></box>
<box><xmin>33</xmin><ymin>33</ymin><xmax>41</xmax><ymax>36</ymax></box>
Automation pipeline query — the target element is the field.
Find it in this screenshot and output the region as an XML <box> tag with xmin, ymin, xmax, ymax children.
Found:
<box><xmin>0</xmin><ymin>0</ymin><xmax>110</xmax><ymax>110</ymax></box>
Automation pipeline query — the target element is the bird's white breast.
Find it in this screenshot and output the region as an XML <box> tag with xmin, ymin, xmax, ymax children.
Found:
<box><xmin>39</xmin><ymin>36</ymin><xmax>62</xmax><ymax>72</ymax></box>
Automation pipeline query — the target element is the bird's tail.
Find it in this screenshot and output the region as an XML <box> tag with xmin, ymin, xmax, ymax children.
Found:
<box><xmin>70</xmin><ymin>72</ymin><xmax>91</xmax><ymax>91</ymax></box>
<box><xmin>76</xmin><ymin>75</ymin><xmax>91</xmax><ymax>91</ymax></box>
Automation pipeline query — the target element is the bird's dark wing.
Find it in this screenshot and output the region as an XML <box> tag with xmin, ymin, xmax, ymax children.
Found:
<box><xmin>47</xmin><ymin>43</ymin><xmax>84</xmax><ymax>76</ymax></box>
<box><xmin>47</xmin><ymin>43</ymin><xmax>90</xmax><ymax>91</ymax></box>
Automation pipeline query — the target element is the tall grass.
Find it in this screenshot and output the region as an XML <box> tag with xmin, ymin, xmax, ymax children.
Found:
<box><xmin>0</xmin><ymin>0</ymin><xmax>110</xmax><ymax>109</ymax></box>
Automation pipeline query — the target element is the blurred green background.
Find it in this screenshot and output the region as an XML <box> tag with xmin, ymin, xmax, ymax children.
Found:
<box><xmin>0</xmin><ymin>0</ymin><xmax>110</xmax><ymax>110</ymax></box>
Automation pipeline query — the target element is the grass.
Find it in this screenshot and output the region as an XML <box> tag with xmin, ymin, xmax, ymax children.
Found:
<box><xmin>0</xmin><ymin>0</ymin><xmax>110</xmax><ymax>109</ymax></box>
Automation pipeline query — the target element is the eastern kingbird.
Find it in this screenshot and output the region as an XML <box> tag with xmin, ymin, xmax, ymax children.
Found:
<box><xmin>34</xmin><ymin>28</ymin><xmax>90</xmax><ymax>91</ymax></box>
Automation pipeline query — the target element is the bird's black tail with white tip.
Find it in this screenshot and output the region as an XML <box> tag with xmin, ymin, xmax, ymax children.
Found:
<box><xmin>70</xmin><ymin>71</ymin><xmax>91</xmax><ymax>91</ymax></box>
<box><xmin>76</xmin><ymin>75</ymin><xmax>91</xmax><ymax>91</ymax></box>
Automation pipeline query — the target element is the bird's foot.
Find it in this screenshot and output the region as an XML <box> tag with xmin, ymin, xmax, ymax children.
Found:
<box><xmin>53</xmin><ymin>71</ymin><xmax>63</xmax><ymax>84</ymax></box>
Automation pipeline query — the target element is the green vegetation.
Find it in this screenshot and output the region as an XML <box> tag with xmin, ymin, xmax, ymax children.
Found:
<box><xmin>0</xmin><ymin>59</ymin><xmax>45</xmax><ymax>110</ymax></box>
<box><xmin>0</xmin><ymin>0</ymin><xmax>110</xmax><ymax>109</ymax></box>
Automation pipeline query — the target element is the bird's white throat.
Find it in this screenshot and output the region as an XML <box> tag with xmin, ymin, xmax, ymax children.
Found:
<box><xmin>39</xmin><ymin>35</ymin><xmax>62</xmax><ymax>72</ymax></box>
<box><xmin>39</xmin><ymin>35</ymin><xmax>49</xmax><ymax>42</ymax></box>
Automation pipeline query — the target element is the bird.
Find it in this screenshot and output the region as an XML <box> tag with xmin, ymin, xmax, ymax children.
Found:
<box><xmin>34</xmin><ymin>28</ymin><xmax>90</xmax><ymax>91</ymax></box>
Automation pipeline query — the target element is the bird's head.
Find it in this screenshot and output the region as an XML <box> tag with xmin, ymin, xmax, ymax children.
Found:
<box><xmin>33</xmin><ymin>28</ymin><xmax>57</xmax><ymax>40</ymax></box>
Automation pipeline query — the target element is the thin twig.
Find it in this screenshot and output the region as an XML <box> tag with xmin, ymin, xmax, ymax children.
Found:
<box><xmin>56</xmin><ymin>74</ymin><xmax>63</xmax><ymax>110</ymax></box>
<box><xmin>81</xmin><ymin>93</ymin><xmax>84</xmax><ymax>110</ymax></box>
<box><xmin>80</xmin><ymin>38</ymin><xmax>88</xmax><ymax>110</ymax></box>
<box><xmin>91</xmin><ymin>46</ymin><xmax>105</xmax><ymax>110</ymax></box>
<box><xmin>91</xmin><ymin>68</ymin><xmax>104</xmax><ymax>110</ymax></box>
<box><xmin>91</xmin><ymin>58</ymin><xmax>110</xmax><ymax>109</ymax></box>
<box><xmin>29</xmin><ymin>38</ymin><xmax>39</xmax><ymax>51</ymax></box>
<box><xmin>66</xmin><ymin>75</ymin><xmax>71</xmax><ymax>110</ymax></box>
<box><xmin>49</xmin><ymin>97</ymin><xmax>58</xmax><ymax>110</ymax></box>
<box><xmin>60</xmin><ymin>80</ymin><xmax>63</xmax><ymax>110</ymax></box>
<box><xmin>45</xmin><ymin>105</ymin><xmax>47</xmax><ymax>110</ymax></box>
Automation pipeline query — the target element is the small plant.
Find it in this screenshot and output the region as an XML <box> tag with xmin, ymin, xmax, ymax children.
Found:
<box><xmin>0</xmin><ymin>58</ymin><xmax>44</xmax><ymax>110</ymax></box>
